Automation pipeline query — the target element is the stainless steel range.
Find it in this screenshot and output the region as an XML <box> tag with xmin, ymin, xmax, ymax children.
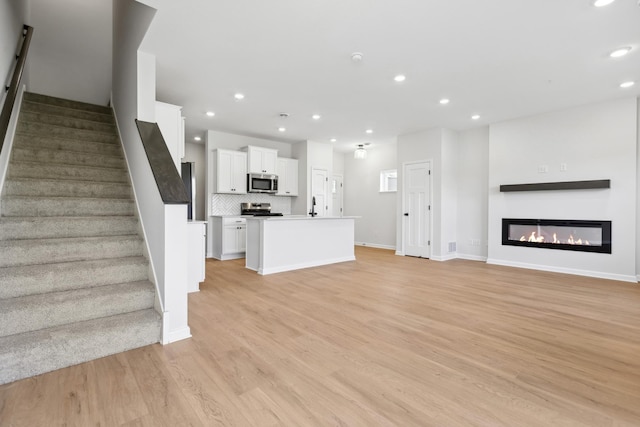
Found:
<box><xmin>240</xmin><ymin>202</ymin><xmax>283</xmax><ymax>217</ymax></box>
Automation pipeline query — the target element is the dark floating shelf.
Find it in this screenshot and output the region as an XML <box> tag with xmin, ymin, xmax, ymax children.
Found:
<box><xmin>500</xmin><ymin>179</ymin><xmax>610</xmax><ymax>192</ymax></box>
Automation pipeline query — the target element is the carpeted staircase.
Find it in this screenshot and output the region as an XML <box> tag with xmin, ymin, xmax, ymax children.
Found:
<box><xmin>0</xmin><ymin>92</ymin><xmax>161</xmax><ymax>385</ymax></box>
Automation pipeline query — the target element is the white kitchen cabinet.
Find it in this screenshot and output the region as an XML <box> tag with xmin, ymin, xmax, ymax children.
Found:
<box><xmin>212</xmin><ymin>149</ymin><xmax>247</xmax><ymax>194</ymax></box>
<box><xmin>244</xmin><ymin>146</ymin><xmax>277</xmax><ymax>174</ymax></box>
<box><xmin>209</xmin><ymin>216</ymin><xmax>246</xmax><ymax>260</ymax></box>
<box><xmin>155</xmin><ymin>101</ymin><xmax>185</xmax><ymax>171</ymax></box>
<box><xmin>276</xmin><ymin>157</ymin><xmax>298</xmax><ymax>196</ymax></box>
<box><xmin>187</xmin><ymin>221</ymin><xmax>206</xmax><ymax>292</ymax></box>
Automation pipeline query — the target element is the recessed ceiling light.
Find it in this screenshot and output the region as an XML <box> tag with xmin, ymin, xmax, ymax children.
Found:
<box><xmin>593</xmin><ymin>0</ymin><xmax>615</xmax><ymax>6</ymax></box>
<box><xmin>620</xmin><ymin>81</ymin><xmax>635</xmax><ymax>88</ymax></box>
<box><xmin>394</xmin><ymin>74</ymin><xmax>406</xmax><ymax>82</ymax></box>
<box><xmin>471</xmin><ymin>114</ymin><xmax>480</xmax><ymax>120</ymax></box>
<box><xmin>330</xmin><ymin>138</ymin><xmax>337</xmax><ymax>143</ymax></box>
<box><xmin>439</xmin><ymin>98</ymin><xmax>450</xmax><ymax>105</ymax></box>
<box><xmin>278</xmin><ymin>127</ymin><xmax>286</xmax><ymax>132</ymax></box>
<box><xmin>194</xmin><ymin>136</ymin><xmax>201</xmax><ymax>141</ymax></box>
<box><xmin>365</xmin><ymin>129</ymin><xmax>373</xmax><ymax>134</ymax></box>
<box><xmin>609</xmin><ymin>47</ymin><xmax>631</xmax><ymax>58</ymax></box>
<box><xmin>312</xmin><ymin>114</ymin><xmax>321</xmax><ymax>120</ymax></box>
<box><xmin>234</xmin><ymin>93</ymin><xmax>245</xmax><ymax>100</ymax></box>
<box><xmin>206</xmin><ymin>111</ymin><xmax>215</xmax><ymax>117</ymax></box>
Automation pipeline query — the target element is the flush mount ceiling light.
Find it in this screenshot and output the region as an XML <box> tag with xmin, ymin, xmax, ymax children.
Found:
<box><xmin>609</xmin><ymin>47</ymin><xmax>631</xmax><ymax>58</ymax></box>
<box><xmin>206</xmin><ymin>111</ymin><xmax>215</xmax><ymax>117</ymax></box>
<box><xmin>471</xmin><ymin>114</ymin><xmax>480</xmax><ymax>120</ymax></box>
<box><xmin>278</xmin><ymin>127</ymin><xmax>286</xmax><ymax>132</ymax></box>
<box><xmin>354</xmin><ymin>144</ymin><xmax>367</xmax><ymax>160</ymax></box>
<box><xmin>194</xmin><ymin>136</ymin><xmax>202</xmax><ymax>141</ymax></box>
<box><xmin>394</xmin><ymin>74</ymin><xmax>406</xmax><ymax>82</ymax></box>
<box><xmin>593</xmin><ymin>0</ymin><xmax>615</xmax><ymax>6</ymax></box>
<box><xmin>439</xmin><ymin>98</ymin><xmax>450</xmax><ymax>105</ymax></box>
<box><xmin>312</xmin><ymin>114</ymin><xmax>321</xmax><ymax>120</ymax></box>
<box><xmin>365</xmin><ymin>129</ymin><xmax>373</xmax><ymax>134</ymax></box>
<box><xmin>234</xmin><ymin>93</ymin><xmax>245</xmax><ymax>100</ymax></box>
<box><xmin>620</xmin><ymin>81</ymin><xmax>635</xmax><ymax>88</ymax></box>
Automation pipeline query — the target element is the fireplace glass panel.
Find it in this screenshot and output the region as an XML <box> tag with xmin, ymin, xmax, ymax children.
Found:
<box><xmin>502</xmin><ymin>219</ymin><xmax>611</xmax><ymax>254</ymax></box>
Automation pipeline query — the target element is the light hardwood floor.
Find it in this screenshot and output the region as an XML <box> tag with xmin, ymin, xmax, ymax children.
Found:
<box><xmin>1</xmin><ymin>246</ymin><xmax>640</xmax><ymax>426</ymax></box>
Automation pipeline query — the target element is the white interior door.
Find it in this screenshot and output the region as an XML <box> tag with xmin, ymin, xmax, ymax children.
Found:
<box><xmin>403</xmin><ymin>161</ymin><xmax>431</xmax><ymax>258</ymax></box>
<box><xmin>331</xmin><ymin>174</ymin><xmax>343</xmax><ymax>216</ymax></box>
<box><xmin>311</xmin><ymin>168</ymin><xmax>328</xmax><ymax>217</ymax></box>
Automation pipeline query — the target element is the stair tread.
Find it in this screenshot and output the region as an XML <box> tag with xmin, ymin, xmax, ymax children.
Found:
<box><xmin>1</xmin><ymin>195</ymin><xmax>134</xmax><ymax>203</ymax></box>
<box><xmin>20</xmin><ymin>108</ymin><xmax>115</xmax><ymax>125</ymax></box>
<box><xmin>0</xmin><ymin>309</ymin><xmax>161</xmax><ymax>384</ymax></box>
<box><xmin>4</xmin><ymin>177</ymin><xmax>131</xmax><ymax>187</ymax></box>
<box><xmin>0</xmin><ymin>257</ymin><xmax>149</xmax><ymax>299</ymax></box>
<box><xmin>0</xmin><ymin>280</ymin><xmax>153</xmax><ymax>311</ymax></box>
<box><xmin>22</xmin><ymin>100</ymin><xmax>114</xmax><ymax>120</ymax></box>
<box><xmin>9</xmin><ymin>159</ymin><xmax>125</xmax><ymax>170</ymax></box>
<box><xmin>23</xmin><ymin>92</ymin><xmax>112</xmax><ymax>114</ymax></box>
<box><xmin>13</xmin><ymin>146</ymin><xmax>123</xmax><ymax>159</ymax></box>
<box><xmin>0</xmin><ymin>233</ymin><xmax>140</xmax><ymax>245</ymax></box>
<box><xmin>18</xmin><ymin>120</ymin><xmax>117</xmax><ymax>136</ymax></box>
<box><xmin>0</xmin><ymin>214</ymin><xmax>137</xmax><ymax>222</ymax></box>
<box><xmin>14</xmin><ymin>132</ymin><xmax>120</xmax><ymax>147</ymax></box>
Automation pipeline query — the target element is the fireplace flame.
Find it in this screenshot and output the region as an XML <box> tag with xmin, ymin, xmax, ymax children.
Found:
<box><xmin>518</xmin><ymin>232</ymin><xmax>591</xmax><ymax>246</ymax></box>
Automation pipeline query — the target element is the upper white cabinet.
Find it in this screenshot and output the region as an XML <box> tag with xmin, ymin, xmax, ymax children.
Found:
<box><xmin>155</xmin><ymin>101</ymin><xmax>185</xmax><ymax>171</ymax></box>
<box><xmin>276</xmin><ymin>157</ymin><xmax>299</xmax><ymax>196</ymax></box>
<box><xmin>244</xmin><ymin>146</ymin><xmax>277</xmax><ymax>174</ymax></box>
<box><xmin>212</xmin><ymin>149</ymin><xmax>247</xmax><ymax>194</ymax></box>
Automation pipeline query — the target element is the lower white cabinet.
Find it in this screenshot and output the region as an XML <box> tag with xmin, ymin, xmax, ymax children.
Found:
<box><xmin>209</xmin><ymin>216</ymin><xmax>247</xmax><ymax>260</ymax></box>
<box><xmin>187</xmin><ymin>221</ymin><xmax>206</xmax><ymax>292</ymax></box>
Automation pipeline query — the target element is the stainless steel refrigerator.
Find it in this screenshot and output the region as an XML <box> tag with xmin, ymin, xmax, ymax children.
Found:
<box><xmin>181</xmin><ymin>162</ymin><xmax>196</xmax><ymax>220</ymax></box>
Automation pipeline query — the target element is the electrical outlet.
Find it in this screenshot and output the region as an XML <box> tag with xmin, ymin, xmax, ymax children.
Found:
<box><xmin>560</xmin><ymin>163</ymin><xmax>567</xmax><ymax>172</ymax></box>
<box><xmin>537</xmin><ymin>165</ymin><xmax>548</xmax><ymax>173</ymax></box>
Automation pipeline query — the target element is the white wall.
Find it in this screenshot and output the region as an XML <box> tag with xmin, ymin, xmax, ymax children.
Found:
<box><xmin>28</xmin><ymin>0</ymin><xmax>112</xmax><ymax>105</ymax></box>
<box><xmin>183</xmin><ymin>142</ymin><xmax>206</xmax><ymax>221</ymax></box>
<box><xmin>487</xmin><ymin>98</ymin><xmax>638</xmax><ymax>282</ymax></box>
<box><xmin>440</xmin><ymin>130</ymin><xmax>458</xmax><ymax>260</ymax></box>
<box><xmin>456</xmin><ymin>127</ymin><xmax>489</xmax><ymax>260</ymax></box>
<box><xmin>291</xmin><ymin>141</ymin><xmax>308</xmax><ymax>215</ymax></box>
<box><xmin>344</xmin><ymin>142</ymin><xmax>397</xmax><ymax>249</ymax></box>
<box><xmin>0</xmin><ymin>0</ymin><xmax>28</xmax><ymax>109</ymax></box>
<box><xmin>637</xmin><ymin>97</ymin><xmax>640</xmax><ymax>281</ymax></box>
<box><xmin>206</xmin><ymin>130</ymin><xmax>292</xmax><ymax>157</ymax></box>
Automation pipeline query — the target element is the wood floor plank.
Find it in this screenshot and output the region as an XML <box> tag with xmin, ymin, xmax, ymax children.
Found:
<box><xmin>1</xmin><ymin>247</ymin><xmax>640</xmax><ymax>426</ymax></box>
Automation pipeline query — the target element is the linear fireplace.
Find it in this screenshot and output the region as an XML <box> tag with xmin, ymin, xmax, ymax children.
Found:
<box><xmin>502</xmin><ymin>219</ymin><xmax>611</xmax><ymax>254</ymax></box>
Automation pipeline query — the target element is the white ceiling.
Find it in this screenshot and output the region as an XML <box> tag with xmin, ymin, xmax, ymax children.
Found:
<box><xmin>139</xmin><ymin>0</ymin><xmax>640</xmax><ymax>152</ymax></box>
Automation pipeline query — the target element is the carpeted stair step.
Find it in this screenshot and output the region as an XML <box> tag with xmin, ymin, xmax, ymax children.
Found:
<box><xmin>0</xmin><ymin>281</ymin><xmax>155</xmax><ymax>338</ymax></box>
<box><xmin>17</xmin><ymin>122</ymin><xmax>119</xmax><ymax>144</ymax></box>
<box><xmin>1</xmin><ymin>196</ymin><xmax>135</xmax><ymax>217</ymax></box>
<box><xmin>3</xmin><ymin>178</ymin><xmax>132</xmax><ymax>199</ymax></box>
<box><xmin>12</xmin><ymin>146</ymin><xmax>124</xmax><ymax>169</ymax></box>
<box><xmin>0</xmin><ymin>257</ymin><xmax>149</xmax><ymax>299</ymax></box>
<box><xmin>0</xmin><ymin>235</ymin><xmax>143</xmax><ymax>267</ymax></box>
<box><xmin>21</xmin><ymin>100</ymin><xmax>114</xmax><ymax>124</ymax></box>
<box><xmin>0</xmin><ymin>309</ymin><xmax>161</xmax><ymax>384</ymax></box>
<box><xmin>23</xmin><ymin>92</ymin><xmax>112</xmax><ymax>115</ymax></box>
<box><xmin>13</xmin><ymin>134</ymin><xmax>122</xmax><ymax>156</ymax></box>
<box><xmin>0</xmin><ymin>216</ymin><xmax>138</xmax><ymax>240</ymax></box>
<box><xmin>8</xmin><ymin>161</ymin><xmax>127</xmax><ymax>182</ymax></box>
<box><xmin>20</xmin><ymin>111</ymin><xmax>116</xmax><ymax>134</ymax></box>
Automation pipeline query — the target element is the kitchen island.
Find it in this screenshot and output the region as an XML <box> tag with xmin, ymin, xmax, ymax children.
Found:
<box><xmin>245</xmin><ymin>216</ymin><xmax>357</xmax><ymax>275</ymax></box>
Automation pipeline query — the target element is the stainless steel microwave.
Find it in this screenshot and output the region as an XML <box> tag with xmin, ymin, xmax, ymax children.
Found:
<box><xmin>247</xmin><ymin>173</ymin><xmax>278</xmax><ymax>193</ymax></box>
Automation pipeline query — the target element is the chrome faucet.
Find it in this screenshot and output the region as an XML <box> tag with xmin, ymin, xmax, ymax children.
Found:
<box><xmin>309</xmin><ymin>196</ymin><xmax>317</xmax><ymax>217</ymax></box>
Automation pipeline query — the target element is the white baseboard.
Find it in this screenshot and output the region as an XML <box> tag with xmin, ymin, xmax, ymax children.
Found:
<box><xmin>431</xmin><ymin>253</ymin><xmax>457</xmax><ymax>262</ymax></box>
<box><xmin>456</xmin><ymin>253</ymin><xmax>488</xmax><ymax>262</ymax></box>
<box><xmin>355</xmin><ymin>242</ymin><xmax>396</xmax><ymax>250</ymax></box>
<box><xmin>395</xmin><ymin>251</ymin><xmax>404</xmax><ymax>256</ymax></box>
<box><xmin>162</xmin><ymin>326</ymin><xmax>192</xmax><ymax>345</ymax></box>
<box><xmin>636</xmin><ymin>275</ymin><xmax>640</xmax><ymax>283</ymax></box>
<box><xmin>486</xmin><ymin>258</ymin><xmax>637</xmax><ymax>283</ymax></box>
<box><xmin>258</xmin><ymin>256</ymin><xmax>356</xmax><ymax>275</ymax></box>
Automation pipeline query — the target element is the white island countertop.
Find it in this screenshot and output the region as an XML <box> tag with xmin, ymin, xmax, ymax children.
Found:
<box><xmin>245</xmin><ymin>216</ymin><xmax>357</xmax><ymax>275</ymax></box>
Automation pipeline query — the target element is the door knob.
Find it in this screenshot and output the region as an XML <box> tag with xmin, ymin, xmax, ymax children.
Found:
<box><xmin>404</xmin><ymin>213</ymin><xmax>409</xmax><ymax>216</ymax></box>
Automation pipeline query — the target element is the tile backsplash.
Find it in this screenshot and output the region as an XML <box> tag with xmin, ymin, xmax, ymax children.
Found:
<box><xmin>210</xmin><ymin>193</ymin><xmax>292</xmax><ymax>216</ymax></box>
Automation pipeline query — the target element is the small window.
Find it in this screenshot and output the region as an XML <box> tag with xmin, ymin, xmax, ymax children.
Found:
<box><xmin>380</xmin><ymin>169</ymin><xmax>397</xmax><ymax>192</ymax></box>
